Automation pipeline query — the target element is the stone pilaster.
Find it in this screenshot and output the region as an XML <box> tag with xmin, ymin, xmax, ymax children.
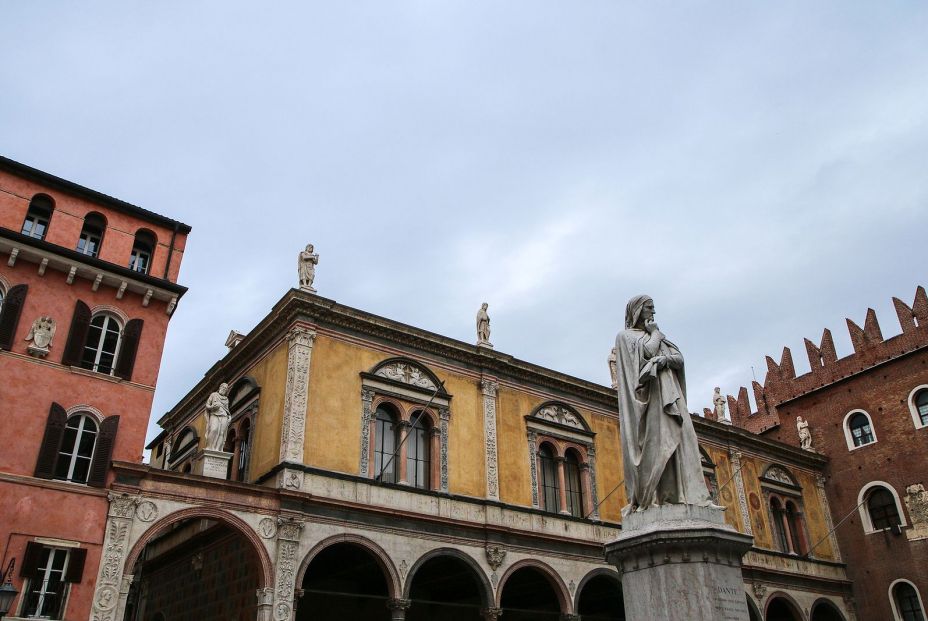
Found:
<box><xmin>439</xmin><ymin>406</ymin><xmax>450</xmax><ymax>493</ymax></box>
<box><xmin>587</xmin><ymin>444</ymin><xmax>600</xmax><ymax>520</ymax></box>
<box><xmin>256</xmin><ymin>587</ymin><xmax>274</xmax><ymax>621</ymax></box>
<box><xmin>480</xmin><ymin>378</ymin><xmax>500</xmax><ymax>501</ymax></box>
<box><xmin>277</xmin><ymin>326</ymin><xmax>316</xmax><ymax>490</ymax></box>
<box><xmin>359</xmin><ymin>388</ymin><xmax>375</xmax><ymax>477</ymax></box>
<box><xmin>90</xmin><ymin>493</ymin><xmax>140</xmax><ymax>621</ymax></box>
<box><xmin>729</xmin><ymin>450</ymin><xmax>752</xmax><ymax>535</ymax></box>
<box><xmin>815</xmin><ymin>474</ymin><xmax>842</xmax><ymax>560</ymax></box>
<box><xmin>272</xmin><ymin>518</ymin><xmax>304</xmax><ymax>621</ymax></box>
<box><xmin>528</xmin><ymin>430</ymin><xmax>539</xmax><ymax>507</ymax></box>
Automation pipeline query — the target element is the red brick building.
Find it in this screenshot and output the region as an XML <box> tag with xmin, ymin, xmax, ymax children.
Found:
<box><xmin>0</xmin><ymin>156</ymin><xmax>190</xmax><ymax>620</ymax></box>
<box><xmin>730</xmin><ymin>287</ymin><xmax>928</xmax><ymax>621</ymax></box>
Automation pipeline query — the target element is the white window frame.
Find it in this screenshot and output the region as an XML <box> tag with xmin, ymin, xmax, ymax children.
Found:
<box><xmin>19</xmin><ymin>546</ymin><xmax>70</xmax><ymax>619</ymax></box>
<box><xmin>843</xmin><ymin>409</ymin><xmax>878</xmax><ymax>451</ymax></box>
<box><xmin>55</xmin><ymin>414</ymin><xmax>99</xmax><ymax>484</ymax></box>
<box><xmin>889</xmin><ymin>579</ymin><xmax>927</xmax><ymax>621</ymax></box>
<box><xmin>81</xmin><ymin>313</ymin><xmax>123</xmax><ymax>375</ymax></box>
<box><xmin>907</xmin><ymin>385</ymin><xmax>928</xmax><ymax>430</ymax></box>
<box><xmin>857</xmin><ymin>481</ymin><xmax>908</xmax><ymax>534</ymax></box>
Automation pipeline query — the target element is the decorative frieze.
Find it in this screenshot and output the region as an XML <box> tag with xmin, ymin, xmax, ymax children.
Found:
<box><xmin>587</xmin><ymin>445</ymin><xmax>600</xmax><ymax>520</ymax></box>
<box><xmin>729</xmin><ymin>450</ymin><xmax>752</xmax><ymax>535</ymax></box>
<box><xmin>279</xmin><ymin>326</ymin><xmax>316</xmax><ymax>488</ymax></box>
<box><xmin>273</xmin><ymin>518</ymin><xmax>304</xmax><ymax>621</ymax></box>
<box><xmin>439</xmin><ymin>407</ymin><xmax>450</xmax><ymax>493</ymax></box>
<box><xmin>359</xmin><ymin>388</ymin><xmax>375</xmax><ymax>477</ymax></box>
<box><xmin>91</xmin><ymin>493</ymin><xmax>140</xmax><ymax>621</ymax></box>
<box><xmin>528</xmin><ymin>430</ymin><xmax>539</xmax><ymax>507</ymax></box>
<box><xmin>480</xmin><ymin>379</ymin><xmax>500</xmax><ymax>501</ymax></box>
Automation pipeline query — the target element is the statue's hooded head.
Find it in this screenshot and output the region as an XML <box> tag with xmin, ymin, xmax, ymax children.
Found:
<box><xmin>625</xmin><ymin>295</ymin><xmax>653</xmax><ymax>329</ymax></box>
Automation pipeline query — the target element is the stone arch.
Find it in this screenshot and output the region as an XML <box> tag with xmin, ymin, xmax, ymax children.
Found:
<box><xmin>403</xmin><ymin>547</ymin><xmax>493</xmax><ymax>608</ymax></box>
<box><xmin>765</xmin><ymin>591</ymin><xmax>806</xmax><ymax>621</ymax></box>
<box><xmin>297</xmin><ymin>533</ymin><xmax>401</xmax><ymax>599</ymax></box>
<box><xmin>123</xmin><ymin>506</ymin><xmax>273</xmax><ymax>589</ymax></box>
<box><xmin>747</xmin><ymin>593</ymin><xmax>764</xmax><ymax>621</ymax></box>
<box><xmin>810</xmin><ymin>597</ymin><xmax>846</xmax><ymax>621</ymax></box>
<box><xmin>496</xmin><ymin>558</ymin><xmax>572</xmax><ymax>614</ymax></box>
<box><xmin>572</xmin><ymin>567</ymin><xmax>622</xmax><ymax>613</ymax></box>
<box><xmin>369</xmin><ymin>357</ymin><xmax>448</xmax><ymax>397</ymax></box>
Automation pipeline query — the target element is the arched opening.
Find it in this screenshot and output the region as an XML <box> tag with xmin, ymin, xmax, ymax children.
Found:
<box><xmin>130</xmin><ymin>229</ymin><xmax>157</xmax><ymax>274</ymax></box>
<box><xmin>299</xmin><ymin>542</ymin><xmax>391</xmax><ymax>621</ymax></box>
<box><xmin>766</xmin><ymin>595</ymin><xmax>803</xmax><ymax>621</ymax></box>
<box><xmin>406</xmin><ymin>553</ymin><xmax>488</xmax><ymax>621</ymax></box>
<box><xmin>22</xmin><ymin>194</ymin><xmax>54</xmax><ymax>240</ymax></box>
<box><xmin>810</xmin><ymin>599</ymin><xmax>846</xmax><ymax>621</ymax></box>
<box><xmin>576</xmin><ymin>573</ymin><xmax>625</xmax><ymax>620</ymax></box>
<box><xmin>123</xmin><ymin>515</ymin><xmax>264</xmax><ymax>621</ymax></box>
<box><xmin>748</xmin><ymin>596</ymin><xmax>763</xmax><ymax>621</ymax></box>
<box><xmin>499</xmin><ymin>566</ymin><xmax>563</xmax><ymax>621</ymax></box>
<box><xmin>77</xmin><ymin>211</ymin><xmax>106</xmax><ymax>257</ymax></box>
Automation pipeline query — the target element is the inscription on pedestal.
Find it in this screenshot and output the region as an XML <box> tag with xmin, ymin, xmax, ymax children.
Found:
<box><xmin>714</xmin><ymin>584</ymin><xmax>748</xmax><ymax>620</ymax></box>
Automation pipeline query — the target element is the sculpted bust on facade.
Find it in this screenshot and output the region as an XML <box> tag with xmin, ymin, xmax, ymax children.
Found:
<box><xmin>615</xmin><ymin>295</ymin><xmax>711</xmax><ymax>514</ymax></box>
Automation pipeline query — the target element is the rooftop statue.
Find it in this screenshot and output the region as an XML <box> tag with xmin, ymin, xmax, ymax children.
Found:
<box><xmin>298</xmin><ymin>243</ymin><xmax>319</xmax><ymax>292</ymax></box>
<box><xmin>615</xmin><ymin>295</ymin><xmax>711</xmax><ymax>514</ymax></box>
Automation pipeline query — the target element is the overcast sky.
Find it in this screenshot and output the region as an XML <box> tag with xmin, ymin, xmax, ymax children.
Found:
<box><xmin>3</xmin><ymin>3</ymin><xmax>927</xmax><ymax>450</ymax></box>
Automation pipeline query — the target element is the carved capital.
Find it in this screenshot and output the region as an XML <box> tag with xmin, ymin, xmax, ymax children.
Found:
<box><xmin>107</xmin><ymin>493</ymin><xmax>140</xmax><ymax>519</ymax></box>
<box><xmin>480</xmin><ymin>378</ymin><xmax>499</xmax><ymax>397</ymax></box>
<box><xmin>286</xmin><ymin>326</ymin><xmax>316</xmax><ymax>348</ymax></box>
<box><xmin>386</xmin><ymin>598</ymin><xmax>412</xmax><ymax>611</ymax></box>
<box><xmin>481</xmin><ymin>608</ymin><xmax>504</xmax><ymax>621</ymax></box>
<box><xmin>485</xmin><ymin>545</ymin><xmax>507</xmax><ymax>571</ymax></box>
<box><xmin>361</xmin><ymin>387</ymin><xmax>376</xmax><ymax>403</ymax></box>
<box><xmin>438</xmin><ymin>406</ymin><xmax>451</xmax><ymax>421</ymax></box>
<box><xmin>276</xmin><ymin>517</ymin><xmax>304</xmax><ymax>541</ymax></box>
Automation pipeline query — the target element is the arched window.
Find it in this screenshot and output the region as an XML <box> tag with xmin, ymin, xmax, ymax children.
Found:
<box><xmin>373</xmin><ymin>405</ymin><xmax>398</xmax><ymax>483</ymax></box>
<box><xmin>406</xmin><ymin>412</ymin><xmax>431</xmax><ymax>489</ymax></box>
<box><xmin>867</xmin><ymin>487</ymin><xmax>902</xmax><ymax>530</ymax></box>
<box><xmin>564</xmin><ymin>449</ymin><xmax>584</xmax><ymax>518</ymax></box>
<box><xmin>53</xmin><ymin>414</ymin><xmax>98</xmax><ymax>483</ymax></box>
<box><xmin>538</xmin><ymin>443</ymin><xmax>560</xmax><ymax>513</ymax></box>
<box><xmin>80</xmin><ymin>313</ymin><xmax>122</xmax><ymax>375</ymax></box>
<box><xmin>129</xmin><ymin>229</ymin><xmax>156</xmax><ymax>274</ymax></box>
<box><xmin>76</xmin><ymin>212</ymin><xmax>106</xmax><ymax>257</ymax></box>
<box><xmin>770</xmin><ymin>497</ymin><xmax>790</xmax><ymax>552</ymax></box>
<box><xmin>762</xmin><ymin>465</ymin><xmax>808</xmax><ymax>555</ymax></box>
<box><xmin>21</xmin><ymin>194</ymin><xmax>53</xmax><ymax>240</ymax></box>
<box><xmin>892</xmin><ymin>581</ymin><xmax>926</xmax><ymax>621</ymax></box>
<box><xmin>845</xmin><ymin>411</ymin><xmax>876</xmax><ymax>449</ymax></box>
<box><xmin>909</xmin><ymin>387</ymin><xmax>928</xmax><ymax>429</ymax></box>
<box><xmin>701</xmin><ymin>448</ymin><xmax>719</xmax><ymax>502</ymax></box>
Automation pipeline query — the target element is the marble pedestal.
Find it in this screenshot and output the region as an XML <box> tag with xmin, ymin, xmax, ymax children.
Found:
<box><xmin>605</xmin><ymin>504</ymin><xmax>754</xmax><ymax>621</ymax></box>
<box><xmin>192</xmin><ymin>449</ymin><xmax>232</xmax><ymax>479</ymax></box>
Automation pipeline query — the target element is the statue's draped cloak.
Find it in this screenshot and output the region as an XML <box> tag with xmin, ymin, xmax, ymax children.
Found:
<box><xmin>616</xmin><ymin>296</ymin><xmax>709</xmax><ymax>513</ymax></box>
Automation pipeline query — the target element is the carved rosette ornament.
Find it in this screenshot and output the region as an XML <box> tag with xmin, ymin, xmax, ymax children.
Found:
<box><xmin>480</xmin><ymin>379</ymin><xmax>500</xmax><ymax>501</ymax></box>
<box><xmin>273</xmin><ymin>518</ymin><xmax>304</xmax><ymax>621</ymax></box>
<box><xmin>91</xmin><ymin>493</ymin><xmax>140</xmax><ymax>621</ymax></box>
<box><xmin>485</xmin><ymin>545</ymin><xmax>506</xmax><ymax>571</ymax></box>
<box><xmin>279</xmin><ymin>326</ymin><xmax>316</xmax><ymax>489</ymax></box>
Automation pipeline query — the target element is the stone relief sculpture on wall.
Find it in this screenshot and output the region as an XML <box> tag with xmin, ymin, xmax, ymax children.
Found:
<box><xmin>614</xmin><ymin>295</ymin><xmax>711</xmax><ymax>514</ymax></box>
<box><xmin>204</xmin><ymin>383</ymin><xmax>231</xmax><ymax>451</ymax></box>
<box><xmin>25</xmin><ymin>315</ymin><xmax>56</xmax><ymax>357</ymax></box>
<box><xmin>534</xmin><ymin>404</ymin><xmax>584</xmax><ymax>430</ymax></box>
<box><xmin>298</xmin><ymin>243</ymin><xmax>319</xmax><ymax>292</ymax></box>
<box><xmin>476</xmin><ymin>302</ymin><xmax>492</xmax><ymax>347</ymax></box>
<box><xmin>797</xmin><ymin>416</ymin><xmax>813</xmax><ymax>451</ymax></box>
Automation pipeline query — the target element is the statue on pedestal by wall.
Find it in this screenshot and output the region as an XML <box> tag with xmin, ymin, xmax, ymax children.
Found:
<box><xmin>713</xmin><ymin>387</ymin><xmax>728</xmax><ymax>422</ymax></box>
<box><xmin>797</xmin><ymin>416</ymin><xmax>813</xmax><ymax>451</ymax></box>
<box><xmin>298</xmin><ymin>244</ymin><xmax>319</xmax><ymax>292</ymax></box>
<box><xmin>608</xmin><ymin>347</ymin><xmax>618</xmax><ymax>389</ymax></box>
<box><xmin>204</xmin><ymin>383</ymin><xmax>231</xmax><ymax>451</ymax></box>
<box><xmin>476</xmin><ymin>302</ymin><xmax>492</xmax><ymax>347</ymax></box>
<box><xmin>614</xmin><ymin>295</ymin><xmax>711</xmax><ymax>514</ymax></box>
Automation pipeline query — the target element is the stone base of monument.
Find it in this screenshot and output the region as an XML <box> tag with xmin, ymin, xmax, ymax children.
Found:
<box><xmin>604</xmin><ymin>504</ymin><xmax>754</xmax><ymax>621</ymax></box>
<box><xmin>192</xmin><ymin>449</ymin><xmax>232</xmax><ymax>479</ymax></box>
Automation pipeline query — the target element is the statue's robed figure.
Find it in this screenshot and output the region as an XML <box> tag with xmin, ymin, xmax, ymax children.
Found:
<box><xmin>616</xmin><ymin>295</ymin><xmax>710</xmax><ymax>513</ymax></box>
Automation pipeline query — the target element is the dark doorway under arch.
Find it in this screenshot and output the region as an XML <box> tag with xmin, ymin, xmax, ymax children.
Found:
<box><xmin>576</xmin><ymin>574</ymin><xmax>625</xmax><ymax>621</ymax></box>
<box><xmin>811</xmin><ymin>599</ymin><xmax>846</xmax><ymax>621</ymax></box>
<box><xmin>299</xmin><ymin>543</ymin><xmax>390</xmax><ymax>621</ymax></box>
<box><xmin>767</xmin><ymin>596</ymin><xmax>803</xmax><ymax>621</ymax></box>
<box><xmin>123</xmin><ymin>517</ymin><xmax>261</xmax><ymax>621</ymax></box>
<box><xmin>406</xmin><ymin>554</ymin><xmax>486</xmax><ymax>621</ymax></box>
<box><xmin>499</xmin><ymin>567</ymin><xmax>562</xmax><ymax>621</ymax></box>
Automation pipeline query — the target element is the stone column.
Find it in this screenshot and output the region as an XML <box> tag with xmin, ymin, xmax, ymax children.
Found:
<box><xmin>429</xmin><ymin>427</ymin><xmax>441</xmax><ymax>490</ymax></box>
<box><xmin>481</xmin><ymin>607</ymin><xmax>504</xmax><ymax>620</ymax></box>
<box><xmin>480</xmin><ymin>378</ymin><xmax>500</xmax><ymax>501</ymax></box>
<box><xmin>556</xmin><ymin>456</ymin><xmax>570</xmax><ymax>515</ymax></box>
<box><xmin>580</xmin><ymin>462</ymin><xmax>594</xmax><ymax>518</ymax></box>
<box><xmin>272</xmin><ymin>518</ymin><xmax>304</xmax><ymax>621</ymax></box>
<box><xmin>256</xmin><ymin>587</ymin><xmax>274</xmax><ymax>621</ymax></box>
<box><xmin>438</xmin><ymin>406</ymin><xmax>450</xmax><ymax>493</ymax></box>
<box><xmin>397</xmin><ymin>420</ymin><xmax>411</xmax><ymax>484</ymax></box>
<box><xmin>359</xmin><ymin>388</ymin><xmax>375</xmax><ymax>477</ymax></box>
<box><xmin>90</xmin><ymin>493</ymin><xmax>140</xmax><ymax>621</ymax></box>
<box><xmin>277</xmin><ymin>326</ymin><xmax>316</xmax><ymax>491</ymax></box>
<box><xmin>728</xmin><ymin>450</ymin><xmax>752</xmax><ymax>535</ymax></box>
<box><xmin>605</xmin><ymin>504</ymin><xmax>754</xmax><ymax>621</ymax></box>
<box><xmin>387</xmin><ymin>597</ymin><xmax>412</xmax><ymax>620</ymax></box>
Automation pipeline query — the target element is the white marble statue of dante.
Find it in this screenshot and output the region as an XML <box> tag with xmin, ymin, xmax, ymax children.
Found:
<box><xmin>298</xmin><ymin>244</ymin><xmax>319</xmax><ymax>291</ymax></box>
<box><xmin>204</xmin><ymin>383</ymin><xmax>231</xmax><ymax>452</ymax></box>
<box><xmin>615</xmin><ymin>295</ymin><xmax>710</xmax><ymax>514</ymax></box>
